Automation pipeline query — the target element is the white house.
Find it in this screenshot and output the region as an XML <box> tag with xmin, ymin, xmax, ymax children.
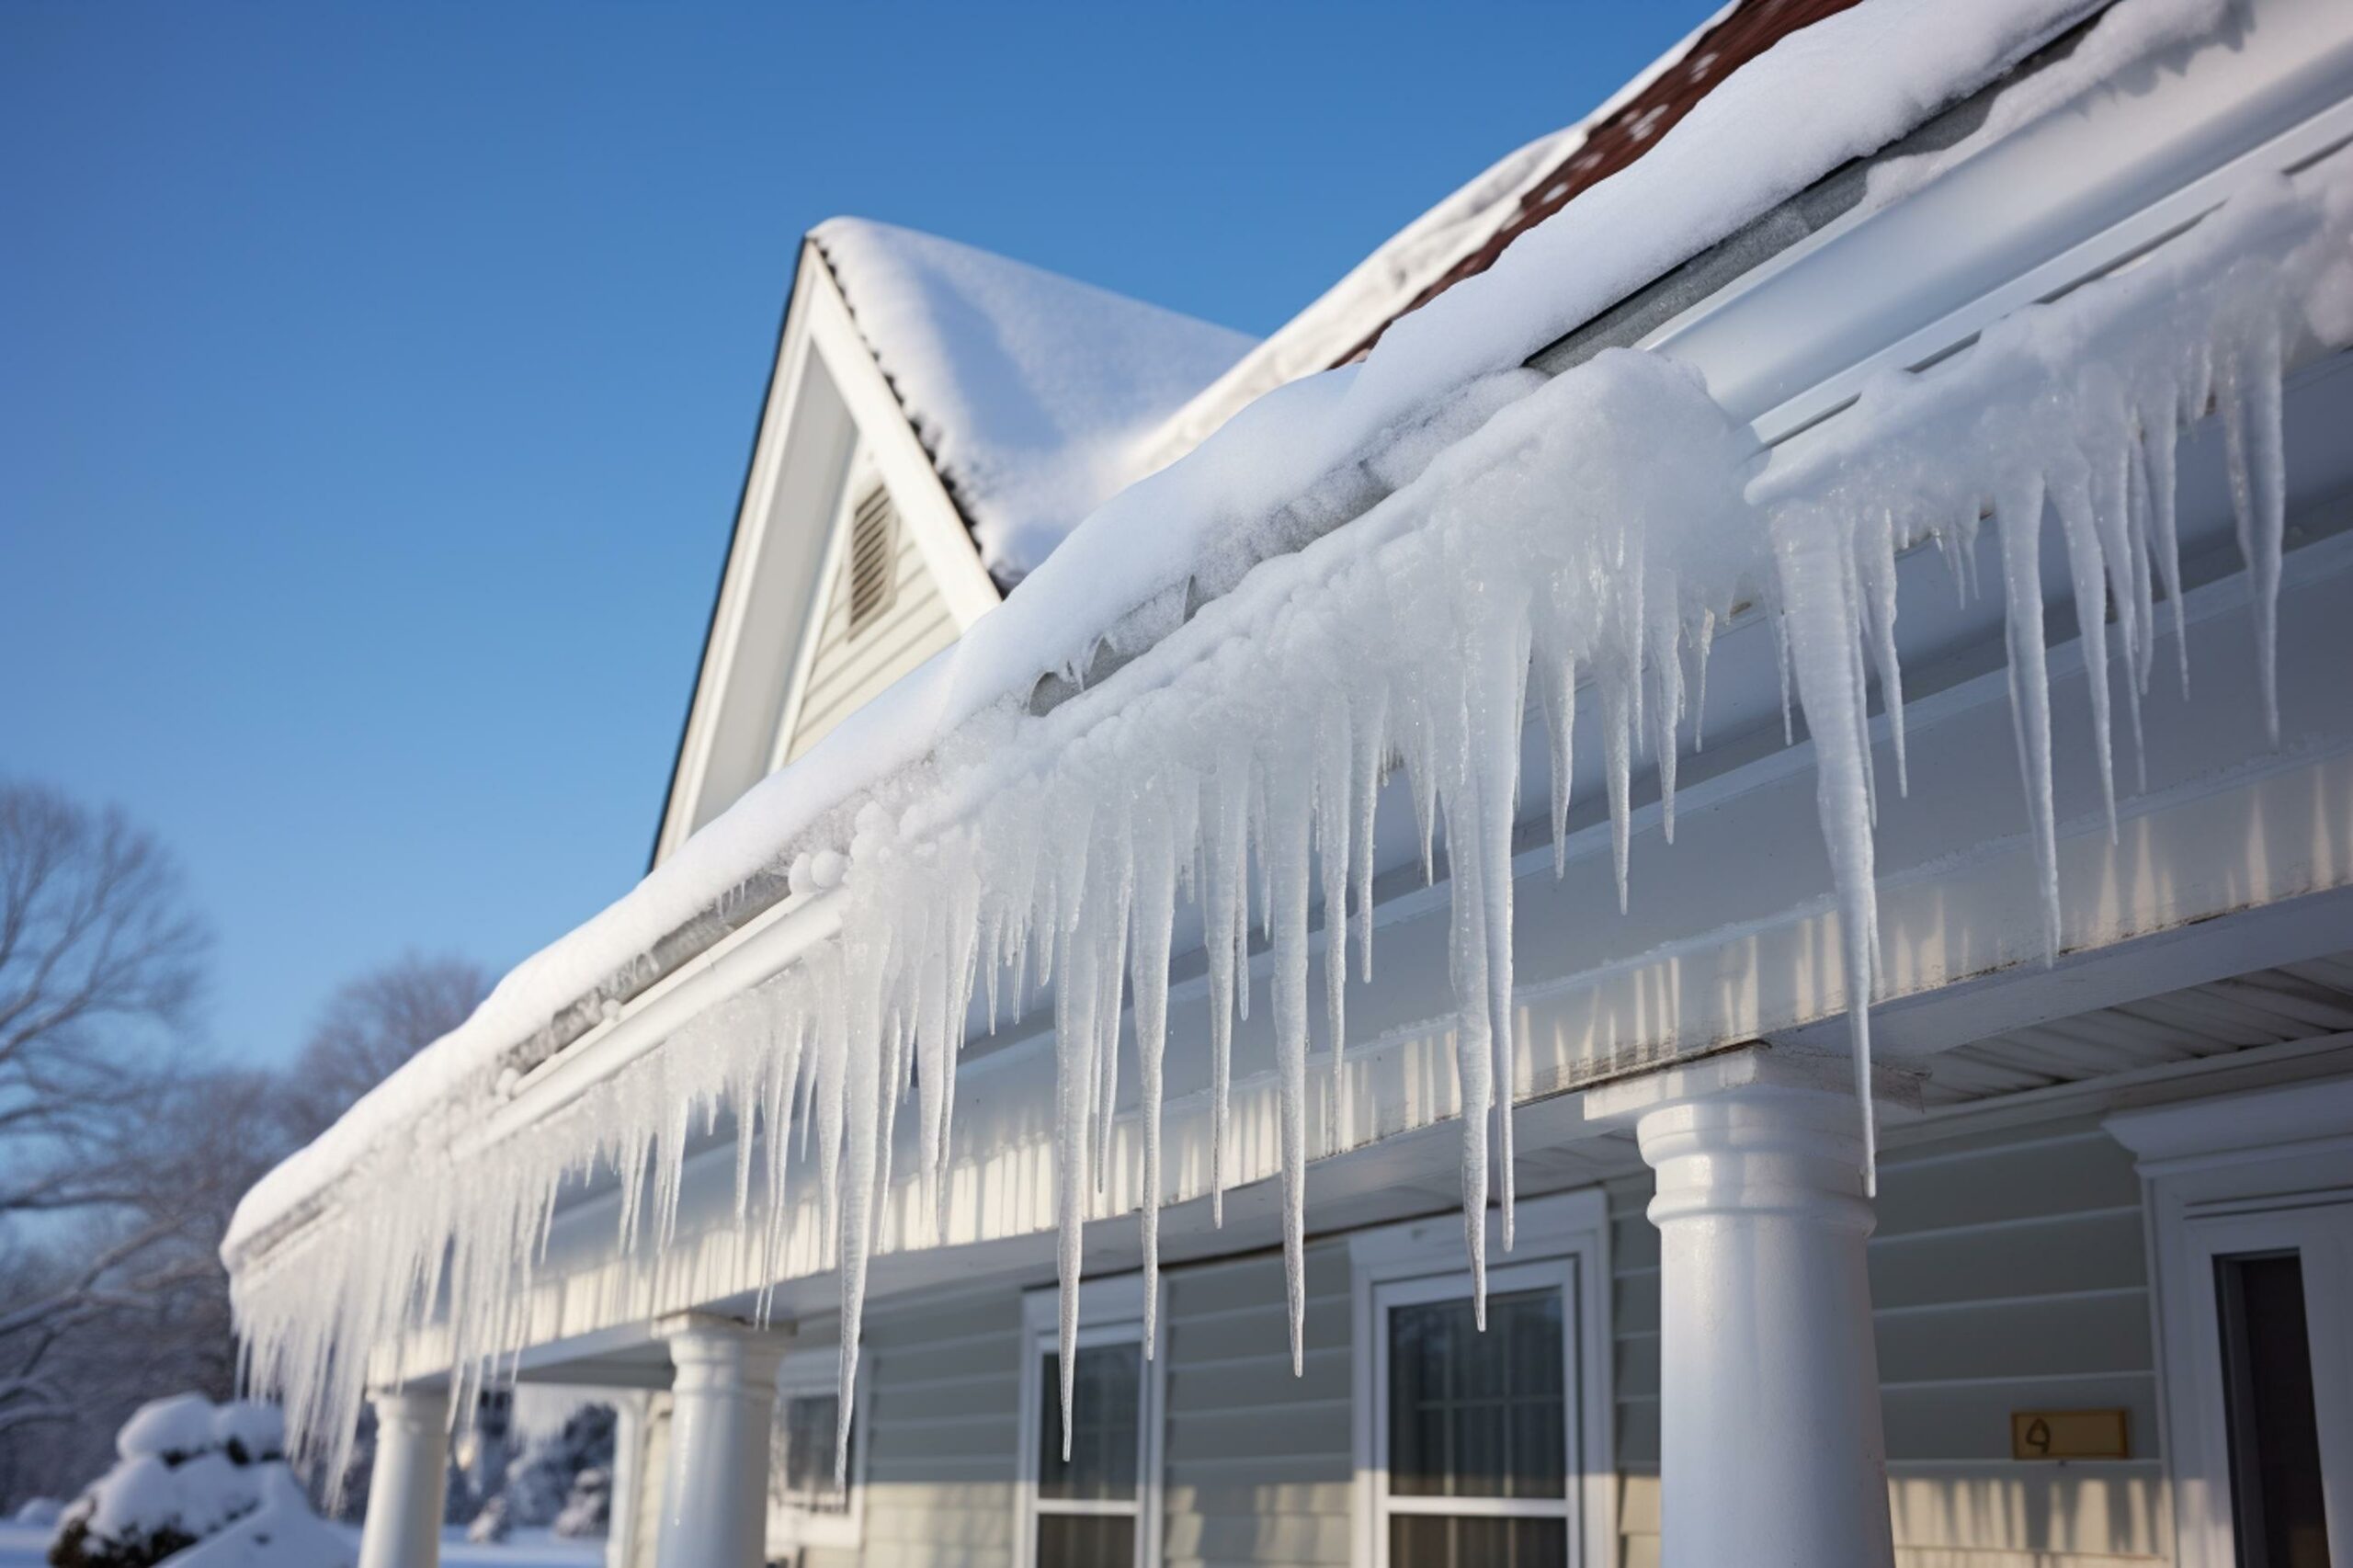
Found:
<box><xmin>225</xmin><ymin>1</ymin><xmax>2353</xmax><ymax>1565</ymax></box>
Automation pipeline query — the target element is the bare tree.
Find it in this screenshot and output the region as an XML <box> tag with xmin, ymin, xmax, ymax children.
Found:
<box><xmin>276</xmin><ymin>952</ymin><xmax>490</xmax><ymax>1142</ymax></box>
<box><xmin>0</xmin><ymin>779</ymin><xmax>210</xmax><ymax>1470</ymax></box>
<box><xmin>0</xmin><ymin>781</ymin><xmax>207</xmax><ymax>1215</ymax></box>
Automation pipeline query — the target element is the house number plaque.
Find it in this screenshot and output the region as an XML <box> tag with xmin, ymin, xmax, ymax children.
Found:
<box><xmin>2010</xmin><ymin>1408</ymin><xmax>2130</xmax><ymax>1460</ymax></box>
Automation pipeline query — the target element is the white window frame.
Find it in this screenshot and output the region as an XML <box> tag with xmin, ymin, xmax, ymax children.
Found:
<box><xmin>765</xmin><ymin>1345</ymin><xmax>869</xmax><ymax>1554</ymax></box>
<box><xmin>1349</xmin><ymin>1187</ymin><xmax>1613</xmax><ymax>1568</ymax></box>
<box><xmin>2109</xmin><ymin>1075</ymin><xmax>2353</xmax><ymax>1568</ymax></box>
<box><xmin>1014</xmin><ymin>1273</ymin><xmax>1165</xmax><ymax>1568</ymax></box>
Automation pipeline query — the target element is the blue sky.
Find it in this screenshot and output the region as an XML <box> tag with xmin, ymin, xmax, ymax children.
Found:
<box><xmin>0</xmin><ymin>2</ymin><xmax>1719</xmax><ymax>1069</ymax></box>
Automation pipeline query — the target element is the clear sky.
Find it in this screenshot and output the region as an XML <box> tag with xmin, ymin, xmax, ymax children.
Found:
<box><xmin>1</xmin><ymin>2</ymin><xmax>1720</xmax><ymax>1070</ymax></box>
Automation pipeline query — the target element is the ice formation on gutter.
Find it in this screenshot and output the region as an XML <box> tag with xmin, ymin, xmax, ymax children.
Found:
<box><xmin>235</xmin><ymin>145</ymin><xmax>2353</xmax><ymax>1485</ymax></box>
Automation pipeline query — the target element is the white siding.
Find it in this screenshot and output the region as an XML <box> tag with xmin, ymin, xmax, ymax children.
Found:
<box><xmin>831</xmin><ymin>1290</ymin><xmax>1024</xmax><ymax>1568</ymax></box>
<box><xmin>784</xmin><ymin>517</ymin><xmax>958</xmax><ymax>765</ymax></box>
<box><xmin>1161</xmin><ymin>1240</ymin><xmax>1356</xmax><ymax>1568</ymax></box>
<box><xmin>1610</xmin><ymin>1117</ymin><xmax>2167</xmax><ymax>1568</ymax></box>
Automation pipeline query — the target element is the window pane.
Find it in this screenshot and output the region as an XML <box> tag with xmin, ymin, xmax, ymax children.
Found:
<box><xmin>1389</xmin><ymin>1286</ymin><xmax>1565</xmax><ymax>1500</ymax></box>
<box><xmin>1038</xmin><ymin>1342</ymin><xmax>1142</xmax><ymax>1502</ymax></box>
<box><xmin>771</xmin><ymin>1391</ymin><xmax>849</xmax><ymax>1514</ymax></box>
<box><xmin>1390</xmin><ymin>1512</ymin><xmax>1567</xmax><ymax>1568</ymax></box>
<box><xmin>1037</xmin><ymin>1510</ymin><xmax>1136</xmax><ymax>1568</ymax></box>
<box><xmin>2214</xmin><ymin>1252</ymin><xmax>2330</xmax><ymax>1568</ymax></box>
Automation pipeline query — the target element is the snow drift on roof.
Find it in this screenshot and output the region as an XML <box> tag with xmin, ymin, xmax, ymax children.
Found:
<box><xmin>1138</xmin><ymin>1</ymin><xmax>1740</xmax><ymax>470</ymax></box>
<box><xmin>230</xmin><ymin>0</ymin><xmax>2143</xmax><ymax>1289</ymax></box>
<box><xmin>813</xmin><ymin>218</ymin><xmax>1256</xmax><ymax>584</ymax></box>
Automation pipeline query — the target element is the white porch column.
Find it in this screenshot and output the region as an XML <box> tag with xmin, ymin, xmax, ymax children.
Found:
<box><xmin>603</xmin><ymin>1391</ymin><xmax>646</xmax><ymax>1568</ymax></box>
<box><xmin>653</xmin><ymin>1313</ymin><xmax>790</xmax><ymax>1568</ymax></box>
<box><xmin>1589</xmin><ymin>1047</ymin><xmax>1908</xmax><ymax>1568</ymax></box>
<box><xmin>356</xmin><ymin>1386</ymin><xmax>449</xmax><ymax>1568</ymax></box>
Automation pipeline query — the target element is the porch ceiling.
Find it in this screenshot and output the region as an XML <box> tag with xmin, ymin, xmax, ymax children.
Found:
<box><xmin>1922</xmin><ymin>950</ymin><xmax>2353</xmax><ymax>1105</ymax></box>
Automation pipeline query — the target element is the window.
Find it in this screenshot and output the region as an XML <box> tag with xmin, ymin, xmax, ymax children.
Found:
<box><xmin>1017</xmin><ymin>1278</ymin><xmax>1160</xmax><ymax>1568</ymax></box>
<box><xmin>844</xmin><ymin>481</ymin><xmax>898</xmax><ymax>636</ymax></box>
<box><xmin>1351</xmin><ymin>1191</ymin><xmax>1610</xmax><ymax>1568</ymax></box>
<box><xmin>767</xmin><ymin>1349</ymin><xmax>865</xmax><ymax>1552</ymax></box>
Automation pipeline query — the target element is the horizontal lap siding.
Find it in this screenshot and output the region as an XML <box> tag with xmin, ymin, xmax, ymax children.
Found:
<box><xmin>1611</xmin><ymin>1119</ymin><xmax>2167</xmax><ymax>1568</ymax></box>
<box><xmin>1162</xmin><ymin>1240</ymin><xmax>1356</xmax><ymax>1568</ymax></box>
<box><xmin>786</xmin><ymin>529</ymin><xmax>958</xmax><ymax>764</ymax></box>
<box><xmin>813</xmin><ymin>1291</ymin><xmax>1022</xmax><ymax>1568</ymax></box>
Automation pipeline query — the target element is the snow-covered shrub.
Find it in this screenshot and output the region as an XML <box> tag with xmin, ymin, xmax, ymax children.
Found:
<box><xmin>114</xmin><ymin>1397</ymin><xmax>217</xmax><ymax>1468</ymax></box>
<box><xmin>15</xmin><ymin>1498</ymin><xmax>64</xmax><ymax>1528</ymax></box>
<box><xmin>551</xmin><ymin>1467</ymin><xmax>609</xmax><ymax>1540</ymax></box>
<box><xmin>46</xmin><ymin>1395</ymin><xmax>344</xmax><ymax>1568</ymax></box>
<box><xmin>462</xmin><ymin>1494</ymin><xmax>509</xmax><ymax>1545</ymax></box>
<box><xmin>493</xmin><ymin>1399</ymin><xmax>613</xmax><ymax>1533</ymax></box>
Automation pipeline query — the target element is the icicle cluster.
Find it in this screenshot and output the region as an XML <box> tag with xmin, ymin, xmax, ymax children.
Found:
<box><xmin>233</xmin><ymin>159</ymin><xmax>2353</xmax><ymax>1490</ymax></box>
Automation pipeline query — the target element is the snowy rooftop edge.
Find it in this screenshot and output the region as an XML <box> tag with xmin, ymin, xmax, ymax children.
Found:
<box><xmin>223</xmin><ymin>0</ymin><xmax>2118</xmax><ymax>1269</ymax></box>
<box><xmin>810</xmin><ymin>218</ymin><xmax>1257</xmax><ymax>584</ymax></box>
<box><xmin>1135</xmin><ymin>0</ymin><xmax>1736</xmax><ymax>468</ymax></box>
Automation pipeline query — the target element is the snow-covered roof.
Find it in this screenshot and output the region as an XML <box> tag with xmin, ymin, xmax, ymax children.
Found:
<box><xmin>1136</xmin><ymin>0</ymin><xmax>1905</xmax><ymax>470</ymax></box>
<box><xmin>221</xmin><ymin>0</ymin><xmax>2311</xmax><ymax>1474</ymax></box>
<box><xmin>813</xmin><ymin>218</ymin><xmax>1257</xmax><ymax>585</ymax></box>
<box><xmin>229</xmin><ymin>0</ymin><xmax>2125</xmax><ymax>1277</ymax></box>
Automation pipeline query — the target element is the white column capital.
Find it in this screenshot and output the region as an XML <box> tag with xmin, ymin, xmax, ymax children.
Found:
<box><xmin>652</xmin><ymin>1314</ymin><xmax>791</xmax><ymax>1568</ymax></box>
<box><xmin>655</xmin><ymin>1312</ymin><xmax>791</xmax><ymax>1392</ymax></box>
<box><xmin>1584</xmin><ymin>1040</ymin><xmax>1922</xmax><ymax>1127</ymax></box>
<box><xmin>367</xmin><ymin>1384</ymin><xmax>451</xmax><ymax>1428</ymax></box>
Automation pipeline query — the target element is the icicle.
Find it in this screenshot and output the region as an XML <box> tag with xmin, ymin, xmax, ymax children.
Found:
<box><xmin>1770</xmin><ymin>503</ymin><xmax>1881</xmax><ymax>1193</ymax></box>
<box><xmin>1859</xmin><ymin>514</ymin><xmax>1906</xmax><ymax>796</ymax></box>
<box><xmin>1091</xmin><ymin>846</ymin><xmax>1132</xmax><ymax>1198</ymax></box>
<box><xmin>2052</xmin><ymin>463</ymin><xmax>2120</xmax><ymax>842</ymax></box>
<box><xmin>1466</xmin><ymin>610</ymin><xmax>1529</xmax><ymax>1254</ymax></box>
<box><xmin>1690</xmin><ymin>611</ymin><xmax>1716</xmax><ymax>754</ymax></box>
<box><xmin>2143</xmin><ymin>384</ymin><xmax>2190</xmax><ymax>698</ymax></box>
<box><xmin>2221</xmin><ymin>329</ymin><xmax>2288</xmax><ymax>744</ymax></box>
<box><xmin>1648</xmin><ymin>599</ymin><xmax>1685</xmax><ymax>844</ymax></box>
<box><xmin>835</xmin><ymin>933</ymin><xmax>892</xmax><ymax>1485</ymax></box>
<box><xmin>1266</xmin><ymin>766</ymin><xmax>1314</xmax><ymax>1376</ymax></box>
<box><xmin>1769</xmin><ymin>585</ymin><xmax>1796</xmax><ymax>745</ymax></box>
<box><xmin>1996</xmin><ymin>473</ymin><xmax>2063</xmax><ymax>957</ymax></box>
<box><xmin>1129</xmin><ymin>811</ymin><xmax>1176</xmax><ymax>1359</ymax></box>
<box><xmin>1541</xmin><ymin>653</ymin><xmax>1578</xmax><ymax>878</ymax></box>
<box><xmin>1201</xmin><ymin>750</ymin><xmax>1249</xmax><ymax>1227</ymax></box>
<box><xmin>1351</xmin><ymin>690</ymin><xmax>1388</xmax><ymax>985</ymax></box>
<box><xmin>1316</xmin><ymin>705</ymin><xmax>1355</xmax><ymax>1144</ymax></box>
<box><xmin>1051</xmin><ymin>920</ymin><xmax>1099</xmax><ymax>1460</ymax></box>
<box><xmin>1599</xmin><ymin>670</ymin><xmax>1634</xmax><ymax>913</ymax></box>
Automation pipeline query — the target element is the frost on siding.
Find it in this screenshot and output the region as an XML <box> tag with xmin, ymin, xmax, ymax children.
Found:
<box><xmin>234</xmin><ymin>160</ymin><xmax>2353</xmax><ymax>1487</ymax></box>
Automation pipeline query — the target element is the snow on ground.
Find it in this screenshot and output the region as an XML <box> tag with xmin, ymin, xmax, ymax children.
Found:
<box><xmin>337</xmin><ymin>1525</ymin><xmax>601</xmax><ymax>1565</ymax></box>
<box><xmin>0</xmin><ymin>1522</ymin><xmax>603</xmax><ymax>1568</ymax></box>
<box><xmin>814</xmin><ymin>218</ymin><xmax>1256</xmax><ymax>583</ymax></box>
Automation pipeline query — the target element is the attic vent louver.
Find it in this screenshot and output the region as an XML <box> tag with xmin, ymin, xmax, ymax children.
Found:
<box><xmin>845</xmin><ymin>483</ymin><xmax>898</xmax><ymax>636</ymax></box>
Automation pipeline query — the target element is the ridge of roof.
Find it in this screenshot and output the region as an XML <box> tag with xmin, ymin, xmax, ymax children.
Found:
<box><xmin>1140</xmin><ymin>0</ymin><xmax>1889</xmax><ymax>472</ymax></box>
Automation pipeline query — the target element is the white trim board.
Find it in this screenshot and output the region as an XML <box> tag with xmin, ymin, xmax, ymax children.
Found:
<box><xmin>654</xmin><ymin>237</ymin><xmax>999</xmax><ymax>867</ymax></box>
<box><xmin>2107</xmin><ymin>1075</ymin><xmax>2353</xmax><ymax>1568</ymax></box>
